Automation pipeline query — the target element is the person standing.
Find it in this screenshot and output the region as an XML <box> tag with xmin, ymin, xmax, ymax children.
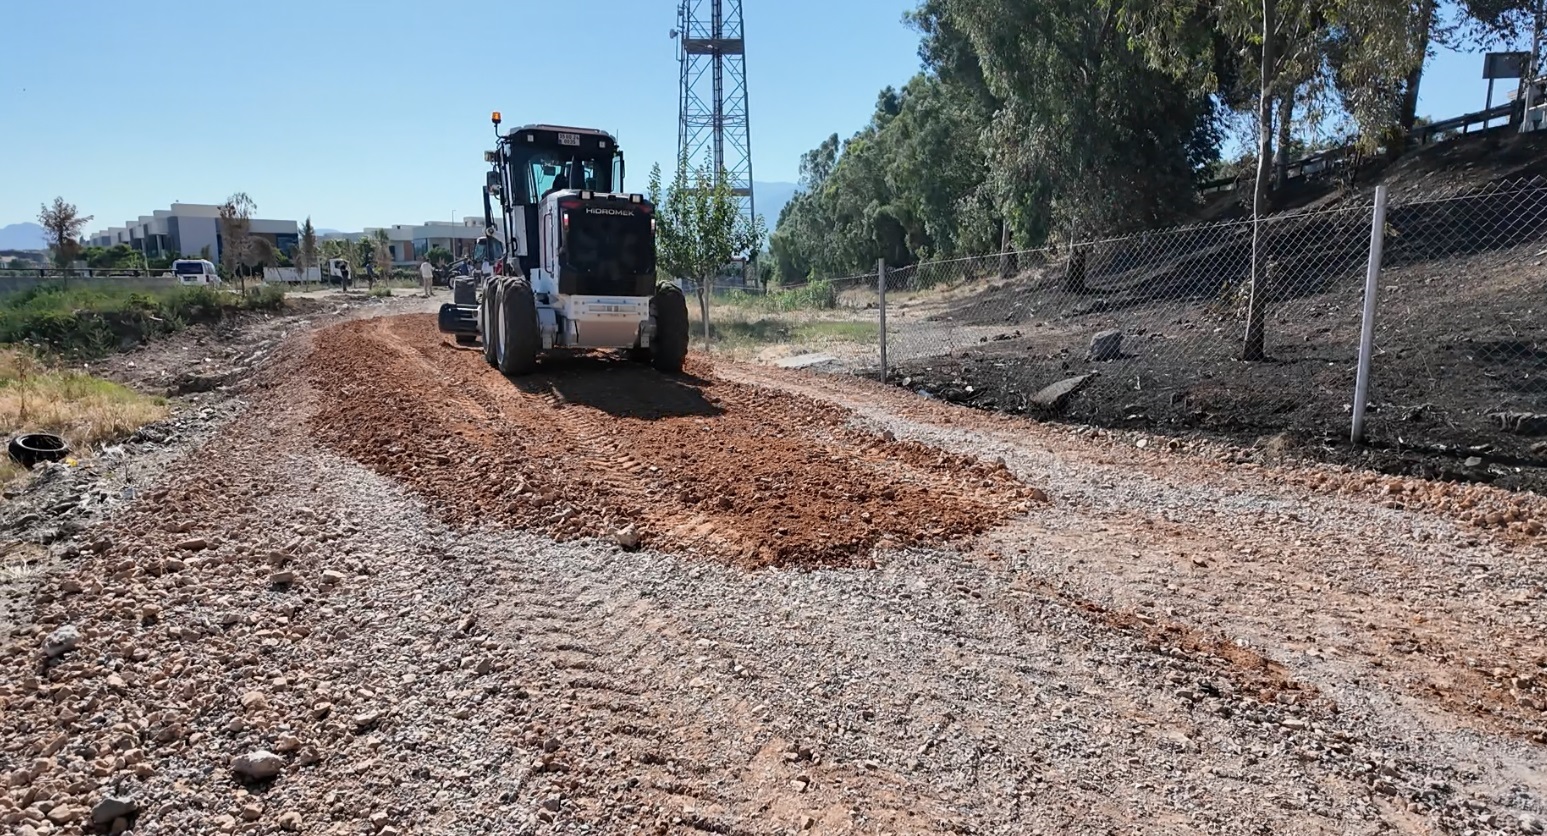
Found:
<box><xmin>419</xmin><ymin>257</ymin><xmax>435</xmax><ymax>298</ymax></box>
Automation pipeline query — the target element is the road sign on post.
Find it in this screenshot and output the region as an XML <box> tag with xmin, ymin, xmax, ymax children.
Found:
<box><xmin>1484</xmin><ymin>52</ymin><xmax>1531</xmax><ymax>127</ymax></box>
<box><xmin>1484</xmin><ymin>51</ymin><xmax>1530</xmax><ymax>79</ymax></box>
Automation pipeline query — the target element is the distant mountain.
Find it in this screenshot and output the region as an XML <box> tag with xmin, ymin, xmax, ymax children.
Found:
<box><xmin>315</xmin><ymin>228</ymin><xmax>345</xmax><ymax>236</ymax></box>
<box><xmin>754</xmin><ymin>181</ymin><xmax>799</xmax><ymax>229</ymax></box>
<box><xmin>0</xmin><ymin>222</ymin><xmax>47</xmax><ymax>251</ymax></box>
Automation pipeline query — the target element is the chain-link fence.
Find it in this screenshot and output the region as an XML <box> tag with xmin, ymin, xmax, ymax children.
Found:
<box><xmin>1364</xmin><ymin>178</ymin><xmax>1547</xmax><ymax>467</ymax></box>
<box><xmin>711</xmin><ymin>175</ymin><xmax>1547</xmax><ymax>476</ymax></box>
<box><xmin>877</xmin><ymin>202</ymin><xmax>1378</xmax><ymax>448</ymax></box>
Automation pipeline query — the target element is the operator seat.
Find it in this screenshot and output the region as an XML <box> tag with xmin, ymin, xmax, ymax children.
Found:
<box><xmin>544</xmin><ymin>174</ymin><xmax>570</xmax><ymax>200</ymax></box>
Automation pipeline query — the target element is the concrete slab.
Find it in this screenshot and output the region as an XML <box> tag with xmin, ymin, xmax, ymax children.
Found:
<box><xmin>774</xmin><ymin>354</ymin><xmax>838</xmax><ymax>369</ymax></box>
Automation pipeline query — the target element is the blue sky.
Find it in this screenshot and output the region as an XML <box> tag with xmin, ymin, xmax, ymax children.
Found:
<box><xmin>0</xmin><ymin>0</ymin><xmax>1529</xmax><ymax>234</ymax></box>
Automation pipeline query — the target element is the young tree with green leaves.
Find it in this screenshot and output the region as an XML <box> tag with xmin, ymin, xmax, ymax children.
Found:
<box><xmin>648</xmin><ymin>156</ymin><xmax>766</xmax><ymax>341</ymax></box>
<box><xmin>424</xmin><ymin>245</ymin><xmax>454</xmax><ymax>268</ymax></box>
<box><xmin>84</xmin><ymin>244</ymin><xmax>141</xmax><ymax>270</ymax></box>
<box><xmin>37</xmin><ymin>197</ymin><xmax>93</xmax><ymax>275</ymax></box>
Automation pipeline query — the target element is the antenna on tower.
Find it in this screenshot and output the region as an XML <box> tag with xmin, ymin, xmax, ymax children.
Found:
<box><xmin>676</xmin><ymin>0</ymin><xmax>755</xmax><ymax>242</ymax></box>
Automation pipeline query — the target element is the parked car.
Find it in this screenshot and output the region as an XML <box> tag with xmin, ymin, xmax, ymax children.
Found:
<box><xmin>172</xmin><ymin>259</ymin><xmax>222</xmax><ymax>285</ymax></box>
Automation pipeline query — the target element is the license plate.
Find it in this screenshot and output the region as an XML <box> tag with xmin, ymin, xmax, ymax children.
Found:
<box><xmin>558</xmin><ymin>132</ymin><xmax>580</xmax><ymax>146</ymax></box>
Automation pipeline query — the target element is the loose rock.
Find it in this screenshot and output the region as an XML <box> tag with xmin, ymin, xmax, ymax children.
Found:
<box><xmin>92</xmin><ymin>796</ymin><xmax>137</xmax><ymax>825</ymax></box>
<box><xmin>43</xmin><ymin>625</ymin><xmax>80</xmax><ymax>658</ymax></box>
<box><xmin>232</xmin><ymin>750</ymin><xmax>285</xmax><ymax>781</ymax></box>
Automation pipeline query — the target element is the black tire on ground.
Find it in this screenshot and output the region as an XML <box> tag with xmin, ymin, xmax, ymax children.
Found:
<box><xmin>498</xmin><ymin>277</ymin><xmax>540</xmax><ymax>376</ymax></box>
<box><xmin>481</xmin><ymin>280</ymin><xmax>501</xmax><ymax>367</ymax></box>
<box><xmin>7</xmin><ymin>433</ymin><xmax>69</xmax><ymax>469</ymax></box>
<box><xmin>650</xmin><ymin>283</ymin><xmax>690</xmax><ymax>374</ymax></box>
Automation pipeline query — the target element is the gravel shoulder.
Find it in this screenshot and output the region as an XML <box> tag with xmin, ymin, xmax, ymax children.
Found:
<box><xmin>0</xmin><ymin>295</ymin><xmax>439</xmax><ymax>636</ymax></box>
<box><xmin>2</xmin><ymin>311</ymin><xmax>1545</xmax><ymax>835</ymax></box>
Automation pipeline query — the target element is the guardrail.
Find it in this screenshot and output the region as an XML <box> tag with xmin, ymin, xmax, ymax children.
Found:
<box><xmin>1197</xmin><ymin>101</ymin><xmax>1523</xmax><ymax>196</ymax></box>
<box><xmin>1413</xmin><ymin>102</ymin><xmax>1518</xmax><ymax>145</ymax></box>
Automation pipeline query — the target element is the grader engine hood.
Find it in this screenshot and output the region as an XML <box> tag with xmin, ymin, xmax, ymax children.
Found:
<box><xmin>556</xmin><ymin>196</ymin><xmax>657</xmax><ymax>298</ymax></box>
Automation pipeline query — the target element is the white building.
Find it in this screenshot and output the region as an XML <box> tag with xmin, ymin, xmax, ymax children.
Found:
<box><xmin>410</xmin><ymin>219</ymin><xmax>488</xmax><ymax>263</ymax></box>
<box><xmin>360</xmin><ymin>218</ymin><xmax>487</xmax><ymax>265</ymax></box>
<box><xmin>87</xmin><ymin>203</ymin><xmax>299</xmax><ymax>263</ymax></box>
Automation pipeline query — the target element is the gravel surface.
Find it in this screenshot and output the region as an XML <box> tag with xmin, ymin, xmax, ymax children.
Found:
<box><xmin>91</xmin><ymin>294</ymin><xmax>429</xmax><ymax>396</ymax></box>
<box><xmin>2</xmin><ymin>309</ymin><xmax>1546</xmax><ymax>835</ymax></box>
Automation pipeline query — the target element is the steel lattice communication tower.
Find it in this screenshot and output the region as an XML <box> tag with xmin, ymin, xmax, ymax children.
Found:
<box><xmin>675</xmin><ymin>0</ymin><xmax>754</xmax><ymax>229</ymax></box>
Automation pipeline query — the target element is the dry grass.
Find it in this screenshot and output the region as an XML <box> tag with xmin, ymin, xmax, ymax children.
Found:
<box><xmin>0</xmin><ymin>543</ymin><xmax>45</xmax><ymax>585</ymax></box>
<box><xmin>0</xmin><ymin>349</ymin><xmax>168</xmax><ymax>482</ymax></box>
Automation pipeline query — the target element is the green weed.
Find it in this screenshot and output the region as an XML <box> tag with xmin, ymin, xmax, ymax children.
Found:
<box><xmin>0</xmin><ymin>284</ymin><xmax>290</xmax><ymax>357</ymax></box>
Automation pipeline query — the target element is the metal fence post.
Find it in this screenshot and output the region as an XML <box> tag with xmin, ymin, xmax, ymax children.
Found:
<box><xmin>877</xmin><ymin>258</ymin><xmax>889</xmax><ymax>384</ymax></box>
<box><xmin>1351</xmin><ymin>184</ymin><xmax>1390</xmax><ymax>445</ymax></box>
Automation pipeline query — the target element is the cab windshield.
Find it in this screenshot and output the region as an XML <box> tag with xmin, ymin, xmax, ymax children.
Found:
<box><xmin>472</xmin><ymin>237</ymin><xmax>505</xmax><ymax>263</ymax></box>
<box><xmin>520</xmin><ymin>150</ymin><xmax>615</xmax><ymax>202</ymax></box>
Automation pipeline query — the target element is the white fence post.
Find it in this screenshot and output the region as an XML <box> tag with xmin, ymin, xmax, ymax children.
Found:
<box><xmin>877</xmin><ymin>258</ymin><xmax>889</xmax><ymax>383</ymax></box>
<box><xmin>1351</xmin><ymin>184</ymin><xmax>1390</xmax><ymax>445</ymax></box>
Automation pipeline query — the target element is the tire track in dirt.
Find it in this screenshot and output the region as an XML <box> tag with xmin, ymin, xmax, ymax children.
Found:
<box><xmin>466</xmin><ymin>548</ymin><xmax>966</xmax><ymax>834</ymax></box>
<box><xmin>307</xmin><ymin>316</ymin><xmax>1334</xmax><ymax>709</ymax></box>
<box><xmin>327</xmin><ymin>317</ymin><xmax>1340</xmax><ymax>723</ymax></box>
<box><xmin>305</xmin><ymin>314</ymin><xmax>1039</xmax><ymax>568</ymax></box>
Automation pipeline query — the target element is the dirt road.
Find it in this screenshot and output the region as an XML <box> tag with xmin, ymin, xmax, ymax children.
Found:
<box><xmin>3</xmin><ymin>311</ymin><xmax>1547</xmax><ymax>835</ymax></box>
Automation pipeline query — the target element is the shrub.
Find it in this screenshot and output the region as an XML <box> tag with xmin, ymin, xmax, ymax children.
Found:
<box><xmin>720</xmin><ymin>279</ymin><xmax>839</xmax><ymax>313</ymax></box>
<box><xmin>0</xmin><ymin>284</ymin><xmax>289</xmax><ymax>357</ymax></box>
<box><xmin>246</xmin><ymin>285</ymin><xmax>287</xmax><ymax>310</ymax></box>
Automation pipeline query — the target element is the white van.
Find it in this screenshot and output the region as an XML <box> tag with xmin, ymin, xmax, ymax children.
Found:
<box><xmin>326</xmin><ymin>258</ymin><xmax>353</xmax><ymax>287</ymax></box>
<box><xmin>172</xmin><ymin>259</ymin><xmax>222</xmax><ymax>285</ymax></box>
